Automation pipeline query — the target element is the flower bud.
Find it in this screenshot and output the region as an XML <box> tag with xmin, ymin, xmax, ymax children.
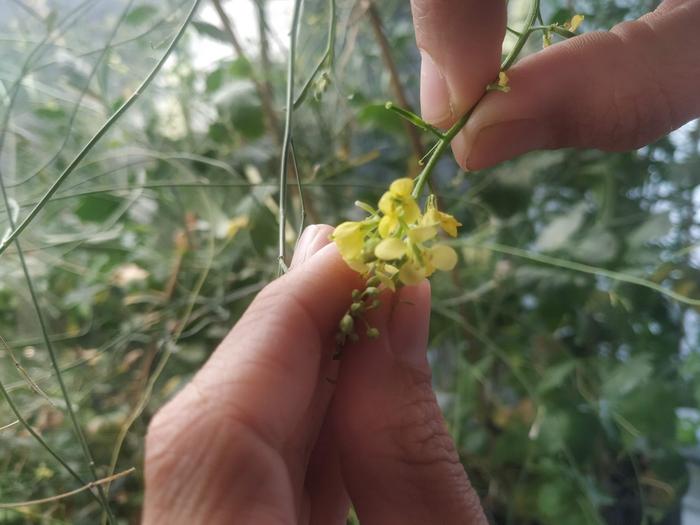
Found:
<box><xmin>366</xmin><ymin>327</ymin><xmax>380</xmax><ymax>339</ymax></box>
<box><xmin>350</xmin><ymin>302</ymin><xmax>363</xmax><ymax>314</ymax></box>
<box><xmin>364</xmin><ymin>287</ymin><xmax>379</xmax><ymax>297</ymax></box>
<box><xmin>339</xmin><ymin>314</ymin><xmax>354</xmax><ymax>334</ymax></box>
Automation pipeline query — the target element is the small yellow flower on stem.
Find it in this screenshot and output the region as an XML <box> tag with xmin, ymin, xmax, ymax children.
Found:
<box><xmin>378</xmin><ymin>178</ymin><xmax>421</xmax><ymax>238</ymax></box>
<box><xmin>332</xmin><ymin>221</ymin><xmax>366</xmax><ymax>260</ymax></box>
<box><xmin>566</xmin><ymin>14</ymin><xmax>584</xmax><ymax>32</ymax></box>
<box><xmin>331</xmin><ymin>178</ymin><xmax>463</xmax><ymax>353</ymax></box>
<box><xmin>422</xmin><ymin>195</ymin><xmax>462</xmax><ymax>237</ymax></box>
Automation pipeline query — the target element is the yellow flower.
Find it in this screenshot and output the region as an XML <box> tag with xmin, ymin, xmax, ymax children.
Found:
<box><xmin>567</xmin><ymin>14</ymin><xmax>584</xmax><ymax>32</ymax></box>
<box><xmin>332</xmin><ymin>221</ymin><xmax>366</xmax><ymax>262</ymax></box>
<box><xmin>422</xmin><ymin>196</ymin><xmax>462</xmax><ymax>237</ymax></box>
<box><xmin>375</xmin><ymin>237</ymin><xmax>406</xmax><ymax>261</ymax></box>
<box><xmin>497</xmin><ymin>71</ymin><xmax>510</xmax><ymax>92</ymax></box>
<box><xmin>399</xmin><ymin>261</ymin><xmax>426</xmax><ymax>286</ymax></box>
<box><xmin>378</xmin><ymin>178</ymin><xmax>421</xmax><ymax>237</ymax></box>
<box><xmin>427</xmin><ymin>244</ymin><xmax>458</xmax><ymax>272</ymax></box>
<box><xmin>374</xmin><ymin>262</ymin><xmax>399</xmax><ymax>291</ymax></box>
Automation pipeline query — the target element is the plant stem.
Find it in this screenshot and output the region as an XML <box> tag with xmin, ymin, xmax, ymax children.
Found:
<box><xmin>293</xmin><ymin>0</ymin><xmax>335</xmax><ymax>109</ymax></box>
<box><xmin>0</xmin><ymin>0</ymin><xmax>204</xmax><ymax>258</ymax></box>
<box><xmin>412</xmin><ymin>0</ymin><xmax>541</xmax><ymax>199</ymax></box>
<box><xmin>278</xmin><ymin>0</ymin><xmax>304</xmax><ymax>273</ymax></box>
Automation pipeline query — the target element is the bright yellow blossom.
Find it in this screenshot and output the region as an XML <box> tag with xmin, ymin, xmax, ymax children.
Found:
<box><xmin>378</xmin><ymin>178</ymin><xmax>421</xmax><ymax>238</ymax></box>
<box><xmin>332</xmin><ymin>221</ymin><xmax>366</xmax><ymax>261</ymax></box>
<box><xmin>566</xmin><ymin>14</ymin><xmax>584</xmax><ymax>32</ymax></box>
<box><xmin>422</xmin><ymin>195</ymin><xmax>462</xmax><ymax>237</ymax></box>
<box><xmin>331</xmin><ymin>178</ymin><xmax>463</xmax><ymax>349</ymax></box>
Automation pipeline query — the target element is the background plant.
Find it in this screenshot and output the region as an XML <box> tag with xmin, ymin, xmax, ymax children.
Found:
<box><xmin>0</xmin><ymin>0</ymin><xmax>698</xmax><ymax>524</ymax></box>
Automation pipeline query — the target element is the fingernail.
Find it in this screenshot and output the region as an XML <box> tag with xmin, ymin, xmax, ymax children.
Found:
<box><xmin>419</xmin><ymin>49</ymin><xmax>452</xmax><ymax>126</ymax></box>
<box><xmin>291</xmin><ymin>225</ymin><xmax>334</xmax><ymax>269</ymax></box>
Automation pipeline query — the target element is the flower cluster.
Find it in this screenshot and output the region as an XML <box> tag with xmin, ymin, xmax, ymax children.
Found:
<box><xmin>333</xmin><ymin>178</ymin><xmax>460</xmax><ymax>288</ymax></box>
<box><xmin>331</xmin><ymin>178</ymin><xmax>461</xmax><ymax>350</ymax></box>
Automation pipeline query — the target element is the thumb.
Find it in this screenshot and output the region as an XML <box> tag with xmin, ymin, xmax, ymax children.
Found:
<box><xmin>454</xmin><ymin>0</ymin><xmax>700</xmax><ymax>170</ymax></box>
<box><xmin>412</xmin><ymin>0</ymin><xmax>506</xmax><ymax>127</ymax></box>
<box><xmin>331</xmin><ymin>282</ymin><xmax>486</xmax><ymax>525</ymax></box>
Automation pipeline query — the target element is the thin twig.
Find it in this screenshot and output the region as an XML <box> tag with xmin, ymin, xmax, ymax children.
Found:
<box><xmin>0</xmin><ymin>468</ymin><xmax>136</xmax><ymax>509</ymax></box>
<box><xmin>0</xmin><ymin>419</ymin><xmax>20</xmax><ymax>432</ymax></box>
<box><xmin>278</xmin><ymin>0</ymin><xmax>304</xmax><ymax>273</ymax></box>
<box><xmin>0</xmin><ymin>0</ymin><xmax>204</xmax><ymax>257</ymax></box>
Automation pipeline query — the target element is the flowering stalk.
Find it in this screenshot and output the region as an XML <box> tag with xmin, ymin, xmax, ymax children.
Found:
<box><xmin>328</xmin><ymin>3</ymin><xmax>585</xmax><ymax>348</ymax></box>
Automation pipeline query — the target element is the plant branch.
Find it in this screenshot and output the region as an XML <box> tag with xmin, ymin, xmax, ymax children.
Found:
<box><xmin>0</xmin><ymin>468</ymin><xmax>136</xmax><ymax>509</ymax></box>
<box><xmin>0</xmin><ymin>0</ymin><xmax>204</xmax><ymax>258</ymax></box>
<box><xmin>278</xmin><ymin>0</ymin><xmax>304</xmax><ymax>272</ymax></box>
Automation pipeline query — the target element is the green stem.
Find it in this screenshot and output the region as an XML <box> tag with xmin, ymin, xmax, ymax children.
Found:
<box><xmin>278</xmin><ymin>0</ymin><xmax>304</xmax><ymax>272</ymax></box>
<box><xmin>293</xmin><ymin>0</ymin><xmax>335</xmax><ymax>109</ymax></box>
<box><xmin>0</xmin><ymin>0</ymin><xmax>204</xmax><ymax>258</ymax></box>
<box><xmin>501</xmin><ymin>0</ymin><xmax>540</xmax><ymax>71</ymax></box>
<box><xmin>411</xmin><ymin>0</ymin><xmax>541</xmax><ymax>199</ymax></box>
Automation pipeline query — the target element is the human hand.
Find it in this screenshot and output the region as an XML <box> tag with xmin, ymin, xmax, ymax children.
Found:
<box><xmin>412</xmin><ymin>0</ymin><xmax>700</xmax><ymax>170</ymax></box>
<box><xmin>143</xmin><ymin>225</ymin><xmax>486</xmax><ymax>524</ymax></box>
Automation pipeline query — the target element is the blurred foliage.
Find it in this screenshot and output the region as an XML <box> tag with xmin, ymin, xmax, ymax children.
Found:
<box><xmin>0</xmin><ymin>0</ymin><xmax>699</xmax><ymax>523</ymax></box>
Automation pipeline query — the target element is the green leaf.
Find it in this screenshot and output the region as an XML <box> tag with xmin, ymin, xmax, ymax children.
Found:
<box><xmin>627</xmin><ymin>213</ymin><xmax>672</xmax><ymax>247</ymax></box>
<box><xmin>75</xmin><ymin>196</ymin><xmax>121</xmax><ymax>223</ymax></box>
<box><xmin>192</xmin><ymin>21</ymin><xmax>229</xmax><ymax>43</ymax></box>
<box><xmin>535</xmin><ymin>203</ymin><xmax>586</xmax><ymax>252</ymax></box>
<box><xmin>125</xmin><ymin>5</ymin><xmax>157</xmax><ymax>25</ymax></box>
<box><xmin>602</xmin><ymin>355</ymin><xmax>653</xmax><ymax>399</ymax></box>
<box><xmin>569</xmin><ymin>227</ymin><xmax>619</xmax><ymax>264</ymax></box>
<box><xmin>538</xmin><ymin>361</ymin><xmax>577</xmax><ymax>394</ymax></box>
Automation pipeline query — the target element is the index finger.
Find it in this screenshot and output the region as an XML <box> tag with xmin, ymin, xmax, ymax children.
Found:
<box><xmin>412</xmin><ymin>0</ymin><xmax>507</xmax><ymax>127</ymax></box>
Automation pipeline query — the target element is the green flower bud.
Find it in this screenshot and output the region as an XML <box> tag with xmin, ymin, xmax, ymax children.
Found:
<box><xmin>364</xmin><ymin>286</ymin><xmax>379</xmax><ymax>297</ymax></box>
<box><xmin>366</xmin><ymin>327</ymin><xmax>380</xmax><ymax>339</ymax></box>
<box><xmin>350</xmin><ymin>302</ymin><xmax>363</xmax><ymax>314</ymax></box>
<box><xmin>340</xmin><ymin>314</ymin><xmax>354</xmax><ymax>334</ymax></box>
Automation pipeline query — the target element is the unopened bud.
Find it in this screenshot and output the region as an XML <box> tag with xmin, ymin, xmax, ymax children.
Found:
<box><xmin>339</xmin><ymin>314</ymin><xmax>354</xmax><ymax>334</ymax></box>
<box><xmin>350</xmin><ymin>302</ymin><xmax>363</xmax><ymax>314</ymax></box>
<box><xmin>366</xmin><ymin>327</ymin><xmax>380</xmax><ymax>339</ymax></box>
<box><xmin>351</xmin><ymin>289</ymin><xmax>361</xmax><ymax>300</ymax></box>
<box><xmin>364</xmin><ymin>287</ymin><xmax>379</xmax><ymax>297</ymax></box>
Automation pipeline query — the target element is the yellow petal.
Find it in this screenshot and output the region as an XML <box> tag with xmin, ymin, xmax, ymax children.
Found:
<box><xmin>375</xmin><ymin>238</ymin><xmax>406</xmax><ymax>261</ymax></box>
<box><xmin>409</xmin><ymin>225</ymin><xmax>437</xmax><ymax>243</ymax></box>
<box><xmin>378</xmin><ymin>215</ymin><xmax>398</xmax><ymax>238</ymax></box>
<box><xmin>569</xmin><ymin>14</ymin><xmax>584</xmax><ymax>31</ymax></box>
<box><xmin>402</xmin><ymin>197</ymin><xmax>421</xmax><ymax>224</ymax></box>
<box><xmin>378</xmin><ymin>191</ymin><xmax>395</xmax><ymax>216</ymax></box>
<box><xmin>332</xmin><ymin>221</ymin><xmax>365</xmax><ymax>260</ymax></box>
<box><xmin>347</xmin><ymin>259</ymin><xmax>370</xmax><ymax>273</ymax></box>
<box><xmin>430</xmin><ymin>244</ymin><xmax>458</xmax><ymax>271</ymax></box>
<box><xmin>389</xmin><ymin>178</ymin><xmax>414</xmax><ymax>197</ymax></box>
<box><xmin>398</xmin><ymin>262</ymin><xmax>426</xmax><ymax>286</ymax></box>
<box><xmin>438</xmin><ymin>212</ymin><xmax>461</xmax><ymax>237</ymax></box>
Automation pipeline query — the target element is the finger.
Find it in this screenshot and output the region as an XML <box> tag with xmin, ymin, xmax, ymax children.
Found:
<box><xmin>304</xmin><ymin>420</ymin><xmax>351</xmax><ymax>525</ymax></box>
<box><xmin>290</xmin><ymin>224</ymin><xmax>332</xmax><ymax>270</ymax></box>
<box><xmin>412</xmin><ymin>0</ymin><xmax>506</xmax><ymax>127</ymax></box>
<box><xmin>144</xmin><ymin>237</ymin><xmax>361</xmax><ymax>523</ymax></box>
<box><xmin>332</xmin><ymin>282</ymin><xmax>486</xmax><ymax>525</ymax></box>
<box><xmin>453</xmin><ymin>0</ymin><xmax>700</xmax><ymax>170</ymax></box>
